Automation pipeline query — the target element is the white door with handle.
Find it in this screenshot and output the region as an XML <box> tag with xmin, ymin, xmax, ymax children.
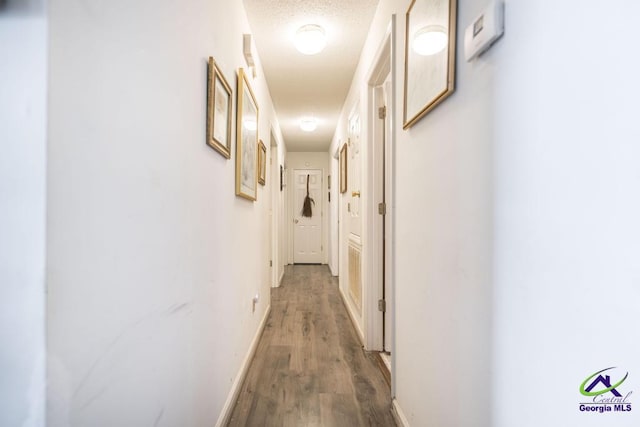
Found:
<box><xmin>293</xmin><ymin>169</ymin><xmax>323</xmax><ymax>264</ymax></box>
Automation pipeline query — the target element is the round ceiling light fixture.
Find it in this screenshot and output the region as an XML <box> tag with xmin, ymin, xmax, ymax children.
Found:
<box><xmin>295</xmin><ymin>24</ymin><xmax>327</xmax><ymax>55</ymax></box>
<box><xmin>300</xmin><ymin>117</ymin><xmax>318</xmax><ymax>132</ymax></box>
<box><xmin>412</xmin><ymin>25</ymin><xmax>448</xmax><ymax>56</ymax></box>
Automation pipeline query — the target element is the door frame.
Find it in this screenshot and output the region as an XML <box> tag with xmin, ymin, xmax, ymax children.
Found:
<box><xmin>363</xmin><ymin>16</ymin><xmax>396</xmax><ymax>395</ymax></box>
<box><xmin>330</xmin><ymin>147</ymin><xmax>341</xmax><ymax>276</ymax></box>
<box><xmin>269</xmin><ymin>128</ymin><xmax>282</xmax><ymax>287</ymax></box>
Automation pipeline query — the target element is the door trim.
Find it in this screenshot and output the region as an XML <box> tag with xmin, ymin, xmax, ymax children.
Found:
<box><xmin>269</xmin><ymin>128</ymin><xmax>281</xmax><ymax>287</ymax></box>
<box><xmin>363</xmin><ymin>15</ymin><xmax>397</xmax><ymax>397</ymax></box>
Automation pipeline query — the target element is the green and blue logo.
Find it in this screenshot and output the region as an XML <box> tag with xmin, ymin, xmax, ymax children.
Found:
<box><xmin>579</xmin><ymin>367</ymin><xmax>633</xmax><ymax>414</ymax></box>
<box><xmin>580</xmin><ymin>367</ymin><xmax>628</xmax><ymax>397</ymax></box>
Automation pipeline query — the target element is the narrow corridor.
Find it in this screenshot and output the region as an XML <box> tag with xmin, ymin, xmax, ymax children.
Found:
<box><xmin>228</xmin><ymin>265</ymin><xmax>395</xmax><ymax>426</ymax></box>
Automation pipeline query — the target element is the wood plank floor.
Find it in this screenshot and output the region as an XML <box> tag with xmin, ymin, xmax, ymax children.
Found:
<box><xmin>228</xmin><ymin>265</ymin><xmax>396</xmax><ymax>427</ymax></box>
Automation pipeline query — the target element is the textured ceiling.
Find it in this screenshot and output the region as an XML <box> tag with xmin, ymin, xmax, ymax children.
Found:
<box><xmin>244</xmin><ymin>0</ymin><xmax>379</xmax><ymax>152</ymax></box>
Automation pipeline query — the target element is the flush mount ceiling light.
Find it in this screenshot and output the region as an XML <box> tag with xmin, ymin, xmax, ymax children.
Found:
<box><xmin>299</xmin><ymin>117</ymin><xmax>318</xmax><ymax>132</ymax></box>
<box><xmin>295</xmin><ymin>24</ymin><xmax>327</xmax><ymax>55</ymax></box>
<box><xmin>413</xmin><ymin>25</ymin><xmax>448</xmax><ymax>56</ymax></box>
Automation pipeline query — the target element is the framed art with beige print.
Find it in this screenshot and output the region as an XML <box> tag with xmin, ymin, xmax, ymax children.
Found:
<box><xmin>257</xmin><ymin>140</ymin><xmax>267</xmax><ymax>186</ymax></box>
<box><xmin>403</xmin><ymin>0</ymin><xmax>457</xmax><ymax>129</ymax></box>
<box><xmin>206</xmin><ymin>57</ymin><xmax>232</xmax><ymax>158</ymax></box>
<box><xmin>339</xmin><ymin>143</ymin><xmax>347</xmax><ymax>194</ymax></box>
<box><xmin>236</xmin><ymin>68</ymin><xmax>259</xmax><ymax>201</ymax></box>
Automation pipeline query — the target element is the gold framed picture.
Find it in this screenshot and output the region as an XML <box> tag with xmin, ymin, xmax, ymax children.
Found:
<box><xmin>257</xmin><ymin>140</ymin><xmax>266</xmax><ymax>186</ymax></box>
<box><xmin>206</xmin><ymin>57</ymin><xmax>232</xmax><ymax>158</ymax></box>
<box><xmin>236</xmin><ymin>68</ymin><xmax>259</xmax><ymax>201</ymax></box>
<box><xmin>339</xmin><ymin>143</ymin><xmax>347</xmax><ymax>194</ymax></box>
<box><xmin>403</xmin><ymin>0</ymin><xmax>457</xmax><ymax>129</ymax></box>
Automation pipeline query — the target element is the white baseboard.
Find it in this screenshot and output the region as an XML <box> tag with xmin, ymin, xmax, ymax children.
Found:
<box><xmin>338</xmin><ymin>286</ymin><xmax>365</xmax><ymax>346</ymax></box>
<box><xmin>215</xmin><ymin>305</ymin><xmax>271</xmax><ymax>427</ymax></box>
<box><xmin>392</xmin><ymin>398</ymin><xmax>410</xmax><ymax>427</ymax></box>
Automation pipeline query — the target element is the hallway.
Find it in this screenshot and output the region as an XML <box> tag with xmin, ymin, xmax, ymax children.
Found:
<box><xmin>228</xmin><ymin>265</ymin><xmax>395</xmax><ymax>427</ymax></box>
<box><xmin>5</xmin><ymin>0</ymin><xmax>640</xmax><ymax>426</ymax></box>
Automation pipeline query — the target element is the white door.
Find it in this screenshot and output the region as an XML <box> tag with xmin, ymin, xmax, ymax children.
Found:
<box><xmin>348</xmin><ymin>112</ymin><xmax>362</xmax><ymax>237</ymax></box>
<box><xmin>293</xmin><ymin>169</ymin><xmax>323</xmax><ymax>264</ymax></box>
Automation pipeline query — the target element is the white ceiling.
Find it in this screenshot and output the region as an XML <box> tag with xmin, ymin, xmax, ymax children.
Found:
<box><xmin>243</xmin><ymin>0</ymin><xmax>380</xmax><ymax>152</ymax></box>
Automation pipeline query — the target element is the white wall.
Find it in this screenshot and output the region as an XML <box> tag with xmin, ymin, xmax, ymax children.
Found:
<box><xmin>393</xmin><ymin>0</ymin><xmax>494</xmax><ymax>421</ymax></box>
<box><xmin>492</xmin><ymin>1</ymin><xmax>640</xmax><ymax>426</ymax></box>
<box><xmin>342</xmin><ymin>2</ymin><xmax>493</xmax><ymax>425</ymax></box>
<box><xmin>333</xmin><ymin>0</ymin><xmax>640</xmax><ymax>426</ymax></box>
<box><xmin>285</xmin><ymin>152</ymin><xmax>330</xmax><ymax>265</ymax></box>
<box><xmin>46</xmin><ymin>0</ymin><xmax>283</xmax><ymax>425</ymax></box>
<box><xmin>0</xmin><ymin>1</ymin><xmax>47</xmax><ymax>426</ymax></box>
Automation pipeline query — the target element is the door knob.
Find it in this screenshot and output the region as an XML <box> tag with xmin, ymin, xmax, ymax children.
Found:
<box><xmin>294</xmin><ymin>219</ymin><xmax>299</xmax><ymax>224</ymax></box>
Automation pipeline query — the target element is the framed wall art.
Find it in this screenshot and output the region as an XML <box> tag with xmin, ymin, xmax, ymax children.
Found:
<box><xmin>206</xmin><ymin>57</ymin><xmax>232</xmax><ymax>158</ymax></box>
<box><xmin>339</xmin><ymin>143</ymin><xmax>348</xmax><ymax>194</ymax></box>
<box><xmin>236</xmin><ymin>68</ymin><xmax>259</xmax><ymax>201</ymax></box>
<box><xmin>257</xmin><ymin>140</ymin><xmax>266</xmax><ymax>186</ymax></box>
<box><xmin>403</xmin><ymin>0</ymin><xmax>457</xmax><ymax>129</ymax></box>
